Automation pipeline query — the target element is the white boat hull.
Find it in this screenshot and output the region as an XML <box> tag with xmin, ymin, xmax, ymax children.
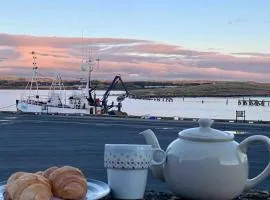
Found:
<box><xmin>16</xmin><ymin>101</ymin><xmax>98</xmax><ymax>115</ymax></box>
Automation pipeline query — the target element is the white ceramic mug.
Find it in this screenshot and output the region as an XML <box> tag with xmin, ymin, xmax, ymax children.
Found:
<box><xmin>104</xmin><ymin>144</ymin><xmax>166</xmax><ymax>199</ymax></box>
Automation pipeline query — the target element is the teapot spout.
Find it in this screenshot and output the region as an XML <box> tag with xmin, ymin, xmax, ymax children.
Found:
<box><xmin>139</xmin><ymin>129</ymin><xmax>165</xmax><ymax>182</ymax></box>
<box><xmin>139</xmin><ymin>129</ymin><xmax>161</xmax><ymax>148</ymax></box>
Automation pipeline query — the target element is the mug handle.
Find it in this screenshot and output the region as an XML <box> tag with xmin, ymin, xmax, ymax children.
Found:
<box><xmin>151</xmin><ymin>148</ymin><xmax>166</xmax><ymax>165</ymax></box>
<box><xmin>238</xmin><ymin>135</ymin><xmax>270</xmax><ymax>190</ymax></box>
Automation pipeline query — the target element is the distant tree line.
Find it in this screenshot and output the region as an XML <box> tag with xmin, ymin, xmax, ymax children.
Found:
<box><xmin>0</xmin><ymin>79</ymin><xmax>212</xmax><ymax>90</ymax></box>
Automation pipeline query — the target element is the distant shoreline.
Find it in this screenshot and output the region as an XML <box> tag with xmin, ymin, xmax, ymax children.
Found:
<box><xmin>1</xmin><ymin>88</ymin><xmax>270</xmax><ymax>98</ymax></box>
<box><xmin>1</xmin><ymin>80</ymin><xmax>270</xmax><ymax>98</ymax></box>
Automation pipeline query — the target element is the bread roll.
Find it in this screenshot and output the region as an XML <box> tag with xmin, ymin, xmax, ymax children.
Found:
<box><xmin>49</xmin><ymin>166</ymin><xmax>87</xmax><ymax>200</ymax></box>
<box><xmin>5</xmin><ymin>173</ymin><xmax>52</xmax><ymax>200</ymax></box>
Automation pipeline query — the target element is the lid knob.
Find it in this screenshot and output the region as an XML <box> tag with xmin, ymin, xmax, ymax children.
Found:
<box><xmin>198</xmin><ymin>118</ymin><xmax>213</xmax><ymax>128</ymax></box>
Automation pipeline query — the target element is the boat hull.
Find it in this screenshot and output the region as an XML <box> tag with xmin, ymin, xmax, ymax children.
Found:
<box><xmin>16</xmin><ymin>101</ymin><xmax>95</xmax><ymax>115</ymax></box>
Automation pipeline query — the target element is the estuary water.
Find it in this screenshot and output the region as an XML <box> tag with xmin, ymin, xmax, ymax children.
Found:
<box><xmin>0</xmin><ymin>89</ymin><xmax>270</xmax><ymax>121</ymax></box>
<box><xmin>0</xmin><ymin>91</ymin><xmax>270</xmax><ymax>190</ymax></box>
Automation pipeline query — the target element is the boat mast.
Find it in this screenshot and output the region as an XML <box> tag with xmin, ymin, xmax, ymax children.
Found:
<box><xmin>49</xmin><ymin>73</ymin><xmax>65</xmax><ymax>107</ymax></box>
<box><xmin>86</xmin><ymin>49</ymin><xmax>94</xmax><ymax>96</ymax></box>
<box><xmin>85</xmin><ymin>44</ymin><xmax>100</xmax><ymax>98</ymax></box>
<box><xmin>80</xmin><ymin>33</ymin><xmax>100</xmax><ymax>99</ymax></box>
<box><xmin>29</xmin><ymin>51</ymin><xmax>38</xmax><ymax>98</ymax></box>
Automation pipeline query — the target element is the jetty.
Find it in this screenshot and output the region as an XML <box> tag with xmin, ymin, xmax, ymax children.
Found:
<box><xmin>129</xmin><ymin>94</ymin><xmax>174</xmax><ymax>102</ymax></box>
<box><xmin>238</xmin><ymin>98</ymin><xmax>270</xmax><ymax>106</ymax></box>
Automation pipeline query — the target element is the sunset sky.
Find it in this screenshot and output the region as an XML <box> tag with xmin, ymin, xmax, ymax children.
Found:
<box><xmin>1</xmin><ymin>0</ymin><xmax>270</xmax><ymax>82</ymax></box>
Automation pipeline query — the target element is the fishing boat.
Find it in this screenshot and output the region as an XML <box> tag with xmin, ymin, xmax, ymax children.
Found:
<box><xmin>16</xmin><ymin>51</ymin><xmax>103</xmax><ymax>115</ymax></box>
<box><xmin>16</xmin><ymin>51</ymin><xmax>129</xmax><ymax>115</ymax></box>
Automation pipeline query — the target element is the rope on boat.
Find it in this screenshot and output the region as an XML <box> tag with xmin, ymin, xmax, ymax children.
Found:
<box><xmin>0</xmin><ymin>104</ymin><xmax>16</xmax><ymax>110</ymax></box>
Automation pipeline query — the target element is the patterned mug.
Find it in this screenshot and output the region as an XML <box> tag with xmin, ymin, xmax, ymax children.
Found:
<box><xmin>104</xmin><ymin>144</ymin><xmax>166</xmax><ymax>199</ymax></box>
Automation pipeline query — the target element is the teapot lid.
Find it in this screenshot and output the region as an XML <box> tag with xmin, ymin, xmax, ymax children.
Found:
<box><xmin>178</xmin><ymin>118</ymin><xmax>234</xmax><ymax>142</ymax></box>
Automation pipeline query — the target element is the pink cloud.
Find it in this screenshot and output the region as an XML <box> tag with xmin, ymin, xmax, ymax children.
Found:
<box><xmin>0</xmin><ymin>33</ymin><xmax>146</xmax><ymax>48</ymax></box>
<box><xmin>0</xmin><ymin>33</ymin><xmax>270</xmax><ymax>82</ymax></box>
<box><xmin>133</xmin><ymin>43</ymin><xmax>181</xmax><ymax>54</ymax></box>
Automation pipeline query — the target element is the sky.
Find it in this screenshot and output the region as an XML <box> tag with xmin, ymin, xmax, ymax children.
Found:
<box><xmin>1</xmin><ymin>0</ymin><xmax>270</xmax><ymax>82</ymax></box>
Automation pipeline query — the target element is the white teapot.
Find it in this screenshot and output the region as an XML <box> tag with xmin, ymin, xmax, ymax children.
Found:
<box><xmin>140</xmin><ymin>118</ymin><xmax>270</xmax><ymax>200</ymax></box>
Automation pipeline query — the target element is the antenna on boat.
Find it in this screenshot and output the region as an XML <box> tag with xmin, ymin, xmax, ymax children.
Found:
<box><xmin>81</xmin><ymin>30</ymin><xmax>84</xmax><ymax>65</ymax></box>
<box><xmin>95</xmin><ymin>40</ymin><xmax>100</xmax><ymax>70</ymax></box>
<box><xmin>86</xmin><ymin>47</ymin><xmax>94</xmax><ymax>89</ymax></box>
<box><xmin>96</xmin><ymin>57</ymin><xmax>100</xmax><ymax>70</ymax></box>
<box><xmin>79</xmin><ymin>30</ymin><xmax>87</xmax><ymax>90</ymax></box>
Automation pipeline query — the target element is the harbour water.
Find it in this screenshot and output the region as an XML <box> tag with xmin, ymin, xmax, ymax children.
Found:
<box><xmin>1</xmin><ymin>89</ymin><xmax>270</xmax><ymax>121</ymax></box>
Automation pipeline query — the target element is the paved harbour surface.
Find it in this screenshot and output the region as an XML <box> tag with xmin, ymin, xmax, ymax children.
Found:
<box><xmin>0</xmin><ymin>112</ymin><xmax>269</xmax><ymax>193</ymax></box>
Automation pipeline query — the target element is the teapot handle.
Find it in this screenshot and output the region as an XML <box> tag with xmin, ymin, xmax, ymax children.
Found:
<box><xmin>238</xmin><ymin>135</ymin><xmax>270</xmax><ymax>190</ymax></box>
<box><xmin>151</xmin><ymin>148</ymin><xmax>166</xmax><ymax>165</ymax></box>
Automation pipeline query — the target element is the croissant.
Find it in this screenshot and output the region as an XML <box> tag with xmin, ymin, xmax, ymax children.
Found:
<box><xmin>35</xmin><ymin>171</ymin><xmax>44</xmax><ymax>176</ymax></box>
<box><xmin>49</xmin><ymin>166</ymin><xmax>88</xmax><ymax>200</ymax></box>
<box><xmin>7</xmin><ymin>172</ymin><xmax>31</xmax><ymax>184</ymax></box>
<box><xmin>5</xmin><ymin>173</ymin><xmax>52</xmax><ymax>200</ymax></box>
<box><xmin>43</xmin><ymin>166</ymin><xmax>58</xmax><ymax>179</ymax></box>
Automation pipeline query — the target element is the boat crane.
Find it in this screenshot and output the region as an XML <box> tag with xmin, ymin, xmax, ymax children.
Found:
<box><xmin>101</xmin><ymin>75</ymin><xmax>129</xmax><ymax>114</ymax></box>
